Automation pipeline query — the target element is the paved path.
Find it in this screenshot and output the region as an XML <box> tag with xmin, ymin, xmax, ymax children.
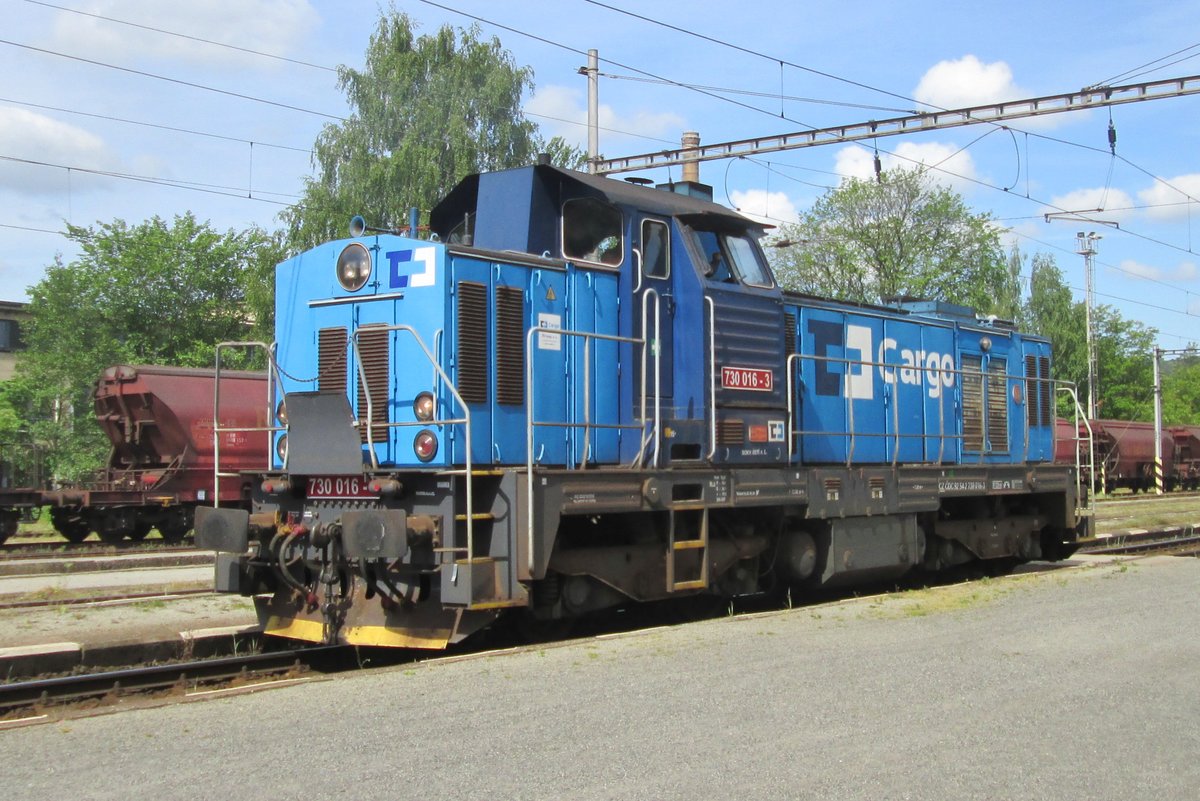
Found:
<box><xmin>3</xmin><ymin>554</ymin><xmax>1199</xmax><ymax>800</ymax></box>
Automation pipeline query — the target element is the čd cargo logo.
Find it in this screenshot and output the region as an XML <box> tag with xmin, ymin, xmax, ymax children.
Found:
<box><xmin>807</xmin><ymin>320</ymin><xmax>956</xmax><ymax>400</ymax></box>
<box><xmin>385</xmin><ymin>246</ymin><xmax>436</xmax><ymax>288</ymax></box>
<box><xmin>721</xmin><ymin>366</ymin><xmax>773</xmax><ymax>392</ymax></box>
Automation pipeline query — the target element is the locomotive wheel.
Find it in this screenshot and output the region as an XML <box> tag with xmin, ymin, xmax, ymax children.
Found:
<box><xmin>128</xmin><ymin>521</ymin><xmax>152</xmax><ymax>542</ymax></box>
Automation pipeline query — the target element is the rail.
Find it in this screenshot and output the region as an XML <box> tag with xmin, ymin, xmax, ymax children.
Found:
<box><xmin>212</xmin><ymin>341</ymin><xmax>285</xmax><ymax>508</ymax></box>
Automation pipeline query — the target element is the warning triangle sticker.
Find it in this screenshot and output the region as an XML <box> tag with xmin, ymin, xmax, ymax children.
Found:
<box><xmin>546</xmin><ymin>286</ymin><xmax>557</xmax><ymax>301</ymax></box>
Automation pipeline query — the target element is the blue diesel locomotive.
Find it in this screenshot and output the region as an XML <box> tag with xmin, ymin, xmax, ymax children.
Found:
<box><xmin>197</xmin><ymin>161</ymin><xmax>1087</xmax><ymax>648</ymax></box>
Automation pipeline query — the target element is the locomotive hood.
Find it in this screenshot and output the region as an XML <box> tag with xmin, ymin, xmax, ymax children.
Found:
<box><xmin>430</xmin><ymin>163</ymin><xmax>761</xmax><ymax>256</ymax></box>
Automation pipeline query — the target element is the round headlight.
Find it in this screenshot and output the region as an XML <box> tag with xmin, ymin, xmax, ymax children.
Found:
<box><xmin>275</xmin><ymin>399</ymin><xmax>288</xmax><ymax>426</ymax></box>
<box><xmin>276</xmin><ymin>434</ymin><xmax>288</xmax><ymax>464</ymax></box>
<box><xmin>336</xmin><ymin>243</ymin><xmax>372</xmax><ymax>292</ymax></box>
<box><xmin>414</xmin><ymin>430</ymin><xmax>438</xmax><ymax>462</ymax></box>
<box><xmin>413</xmin><ymin>392</ymin><xmax>435</xmax><ymax>422</ymax></box>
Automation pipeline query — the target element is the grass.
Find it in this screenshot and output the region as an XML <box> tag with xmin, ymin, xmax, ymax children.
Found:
<box><xmin>865</xmin><ymin>577</ymin><xmax>1015</xmax><ymax>620</ymax></box>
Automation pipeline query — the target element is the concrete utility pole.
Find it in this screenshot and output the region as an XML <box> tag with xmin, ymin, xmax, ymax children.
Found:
<box><xmin>1153</xmin><ymin>347</ymin><xmax>1164</xmax><ymax>494</ymax></box>
<box><xmin>1075</xmin><ymin>232</ymin><xmax>1101</xmax><ymax>421</ymax></box>
<box><xmin>582</xmin><ymin>49</ymin><xmax>599</xmax><ymax>173</ymax></box>
<box><xmin>1151</xmin><ymin>346</ymin><xmax>1198</xmax><ymax>494</ymax></box>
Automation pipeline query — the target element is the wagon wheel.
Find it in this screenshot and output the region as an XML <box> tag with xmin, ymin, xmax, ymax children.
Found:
<box><xmin>158</xmin><ymin>514</ymin><xmax>191</xmax><ymax>544</ymax></box>
<box><xmin>128</xmin><ymin>520</ymin><xmax>152</xmax><ymax>541</ymax></box>
<box><xmin>59</xmin><ymin>524</ymin><xmax>91</xmax><ymax>544</ymax></box>
<box><xmin>97</xmin><ymin>510</ymin><xmax>136</xmax><ymax>544</ymax></box>
<box><xmin>98</xmin><ymin>528</ymin><xmax>128</xmax><ymax>545</ymax></box>
<box><xmin>51</xmin><ymin>511</ymin><xmax>91</xmax><ymax>544</ymax></box>
<box><xmin>0</xmin><ymin>512</ymin><xmax>18</xmax><ymax>546</ymax></box>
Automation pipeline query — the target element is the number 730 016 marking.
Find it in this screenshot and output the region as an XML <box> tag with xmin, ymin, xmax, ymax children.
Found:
<box><xmin>306</xmin><ymin>476</ymin><xmax>378</xmax><ymax>499</ymax></box>
<box><xmin>721</xmin><ymin>366</ymin><xmax>773</xmax><ymax>392</ymax></box>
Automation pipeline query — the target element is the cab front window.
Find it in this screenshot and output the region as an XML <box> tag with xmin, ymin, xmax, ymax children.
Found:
<box><xmin>690</xmin><ymin>226</ymin><xmax>774</xmax><ymax>288</ymax></box>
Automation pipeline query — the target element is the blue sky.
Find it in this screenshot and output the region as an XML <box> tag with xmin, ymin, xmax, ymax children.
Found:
<box><xmin>2</xmin><ymin>0</ymin><xmax>1198</xmax><ymax>348</ymax></box>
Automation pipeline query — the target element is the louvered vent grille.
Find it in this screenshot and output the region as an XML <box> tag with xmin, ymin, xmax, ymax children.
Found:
<box><xmin>356</xmin><ymin>325</ymin><xmax>390</xmax><ymax>443</ymax></box>
<box><xmin>962</xmin><ymin>355</ymin><xmax>984</xmax><ymax>452</ymax></box>
<box><xmin>495</xmin><ymin>285</ymin><xmax>525</xmax><ymax>406</ymax></box>
<box><xmin>1024</xmin><ymin>355</ymin><xmax>1038</xmax><ymax>428</ymax></box>
<box><xmin>1038</xmin><ymin>355</ymin><xmax>1052</xmax><ymax>427</ymax></box>
<box><xmin>318</xmin><ymin>327</ymin><xmax>348</xmax><ymax>393</ymax></box>
<box><xmin>457</xmin><ymin>281</ymin><xmax>488</xmax><ymax>405</ymax></box>
<box><xmin>718</xmin><ymin>418</ymin><xmax>745</xmax><ymax>445</ymax></box>
<box><xmin>987</xmin><ymin>359</ymin><xmax>1008</xmax><ymax>453</ymax></box>
<box><xmin>784</xmin><ymin>312</ymin><xmax>797</xmax><ymax>355</ymax></box>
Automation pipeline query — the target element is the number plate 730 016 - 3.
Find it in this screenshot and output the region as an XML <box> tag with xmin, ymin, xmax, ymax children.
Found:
<box><xmin>306</xmin><ymin>476</ymin><xmax>377</xmax><ymax>500</ymax></box>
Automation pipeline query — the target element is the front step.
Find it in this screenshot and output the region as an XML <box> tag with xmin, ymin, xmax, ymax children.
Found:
<box><xmin>667</xmin><ymin>506</ymin><xmax>709</xmax><ymax>592</ymax></box>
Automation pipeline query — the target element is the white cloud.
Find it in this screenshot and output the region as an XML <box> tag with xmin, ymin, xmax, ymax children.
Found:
<box><xmin>728</xmin><ymin>189</ymin><xmax>798</xmax><ymax>226</ymax></box>
<box><xmin>1114</xmin><ymin>258</ymin><xmax>1198</xmax><ymax>283</ymax></box>
<box><xmin>1137</xmin><ymin>174</ymin><xmax>1200</xmax><ymax>221</ymax></box>
<box><xmin>914</xmin><ymin>55</ymin><xmax>1026</xmax><ymax>110</ymax></box>
<box><xmin>526</xmin><ymin>85</ymin><xmax>685</xmax><ymax>152</ymax></box>
<box><xmin>0</xmin><ymin>107</ymin><xmax>116</xmax><ymax>196</ymax></box>
<box><xmin>46</xmin><ymin>0</ymin><xmax>319</xmax><ymax>69</ymax></box>
<box><xmin>833</xmin><ymin>142</ymin><xmax>979</xmax><ymax>194</ymax></box>
<box><xmin>1044</xmin><ymin>187</ymin><xmax>1136</xmax><ymax>224</ymax></box>
<box><xmin>911</xmin><ymin>55</ymin><xmax>1071</xmax><ymax>130</ymax></box>
<box><xmin>1117</xmin><ymin>259</ymin><xmax>1162</xmax><ymax>280</ymax></box>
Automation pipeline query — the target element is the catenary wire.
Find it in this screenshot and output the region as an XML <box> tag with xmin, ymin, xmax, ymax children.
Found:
<box><xmin>0</xmin><ymin>39</ymin><xmax>346</xmax><ymax>121</ymax></box>
<box><xmin>21</xmin><ymin>0</ymin><xmax>338</xmax><ymax>73</ymax></box>
<box><xmin>0</xmin><ymin>97</ymin><xmax>314</xmax><ymax>154</ymax></box>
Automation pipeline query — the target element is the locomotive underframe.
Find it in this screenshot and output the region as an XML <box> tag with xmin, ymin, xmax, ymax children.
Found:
<box><xmin>203</xmin><ymin>461</ymin><xmax>1085</xmax><ymax>649</ymax></box>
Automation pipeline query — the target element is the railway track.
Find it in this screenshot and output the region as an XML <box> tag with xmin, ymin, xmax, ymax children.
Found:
<box><xmin>0</xmin><ymin>647</ymin><xmax>341</xmax><ymax>723</ymax></box>
<box><xmin>0</xmin><ymin>587</ymin><xmax>214</xmax><ymax>611</ymax></box>
<box><xmin>3</xmin><ymin>527</ymin><xmax>1197</xmax><ymax>726</ymax></box>
<box><xmin>1077</xmin><ymin>526</ymin><xmax>1200</xmax><ymax>556</ymax></box>
<box><xmin>0</xmin><ymin>540</ymin><xmax>196</xmax><ymax>559</ymax></box>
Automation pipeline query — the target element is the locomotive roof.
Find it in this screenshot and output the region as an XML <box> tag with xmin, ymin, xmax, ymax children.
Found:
<box><xmin>430</xmin><ymin>163</ymin><xmax>757</xmax><ymax>238</ymax></box>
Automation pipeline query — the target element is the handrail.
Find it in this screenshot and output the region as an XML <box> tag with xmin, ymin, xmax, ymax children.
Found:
<box><xmin>351</xmin><ymin>324</ymin><xmax>475</xmax><ymax>560</ymax></box>
<box><xmin>705</xmin><ymin>296</ymin><xmax>717</xmax><ymax>460</ymax></box>
<box><xmin>635</xmin><ymin>289</ymin><xmax>662</xmax><ymax>468</ymax></box>
<box><xmin>213</xmin><ymin>341</ymin><xmax>284</xmax><ymax>508</ymax></box>
<box><xmin>786</xmin><ymin>350</ymin><xmax>958</xmax><ymax>464</ymax></box>
<box><xmin>524</xmin><ymin>324</ymin><xmax>651</xmax><ymax>575</ymax></box>
<box><xmin>1056</xmin><ymin>384</ymin><xmax>1095</xmax><ymax>518</ymax></box>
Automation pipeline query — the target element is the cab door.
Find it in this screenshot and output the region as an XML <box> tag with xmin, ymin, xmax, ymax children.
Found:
<box><xmin>629</xmin><ymin>217</ymin><xmax>674</xmax><ymax>466</ymax></box>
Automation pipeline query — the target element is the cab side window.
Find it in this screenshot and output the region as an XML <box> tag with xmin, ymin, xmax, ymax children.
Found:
<box><xmin>563</xmin><ymin>197</ymin><xmax>623</xmax><ymax>266</ymax></box>
<box><xmin>642</xmin><ymin>219</ymin><xmax>669</xmax><ymax>279</ymax></box>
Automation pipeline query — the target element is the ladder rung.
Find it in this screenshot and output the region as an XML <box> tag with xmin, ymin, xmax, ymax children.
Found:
<box><xmin>672</xmin><ymin>539</ymin><xmax>706</xmax><ymax>551</ymax></box>
<box><xmin>454</xmin><ymin>513</ymin><xmax>495</xmax><ymax>521</ymax></box>
<box><xmin>672</xmin><ymin>579</ymin><xmax>707</xmax><ymax>591</ymax></box>
<box><xmin>456</xmin><ymin>557</ymin><xmax>501</xmax><ymax>565</ymax></box>
<box><xmin>433</xmin><ymin>547</ymin><xmax>468</xmax><ymax>554</ymax></box>
<box><xmin>671</xmin><ymin>501</ymin><xmax>707</xmax><ymax>510</ymax></box>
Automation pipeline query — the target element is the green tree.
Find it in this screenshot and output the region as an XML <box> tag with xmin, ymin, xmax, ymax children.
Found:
<box><xmin>1162</xmin><ymin>354</ymin><xmax>1200</xmax><ymax>425</ymax></box>
<box><xmin>1023</xmin><ymin>252</ymin><xmax>1157</xmax><ymax>419</ymax></box>
<box><xmin>1092</xmin><ymin>307</ymin><xmax>1156</xmax><ymax>419</ymax></box>
<box><xmin>18</xmin><ymin>214</ymin><xmax>282</xmax><ymax>480</ymax></box>
<box><xmin>283</xmin><ymin>11</ymin><xmax>584</xmax><ymax>251</ymax></box>
<box><xmin>769</xmin><ymin>168</ymin><xmax>1015</xmax><ymax>314</ymax></box>
<box><xmin>1025</xmin><ymin>253</ymin><xmax>1086</xmax><ymax>397</ymax></box>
